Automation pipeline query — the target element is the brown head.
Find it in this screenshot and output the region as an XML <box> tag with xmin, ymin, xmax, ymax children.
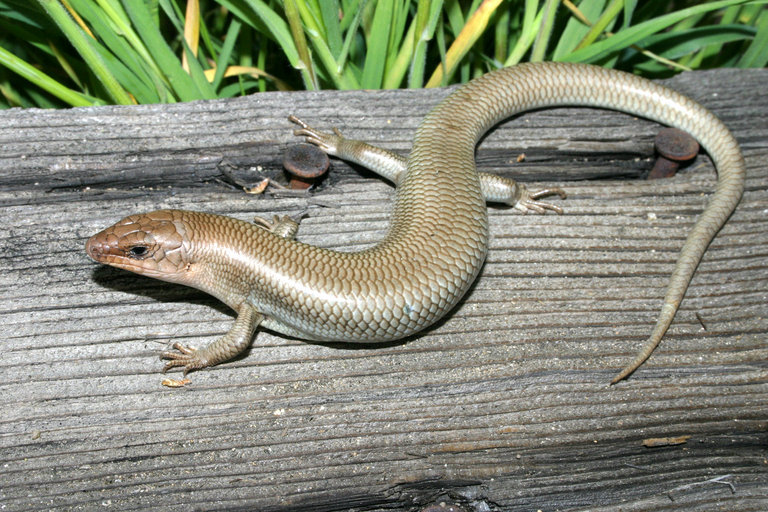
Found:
<box><xmin>85</xmin><ymin>210</ymin><xmax>195</xmax><ymax>284</ymax></box>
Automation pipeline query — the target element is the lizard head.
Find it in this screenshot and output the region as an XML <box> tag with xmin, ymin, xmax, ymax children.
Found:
<box><xmin>86</xmin><ymin>210</ymin><xmax>195</xmax><ymax>284</ymax></box>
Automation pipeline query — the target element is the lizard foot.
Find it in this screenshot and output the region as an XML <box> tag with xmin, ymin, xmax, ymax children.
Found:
<box><xmin>514</xmin><ymin>187</ymin><xmax>567</xmax><ymax>214</ymax></box>
<box><xmin>288</xmin><ymin>115</ymin><xmax>344</xmax><ymax>155</ymax></box>
<box><xmin>162</xmin><ymin>342</ymin><xmax>210</xmax><ymax>375</ymax></box>
<box><xmin>253</xmin><ymin>215</ymin><xmax>301</xmax><ymax>239</ymax></box>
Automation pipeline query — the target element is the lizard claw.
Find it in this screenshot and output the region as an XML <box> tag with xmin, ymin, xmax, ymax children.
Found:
<box><xmin>288</xmin><ymin>115</ymin><xmax>342</xmax><ymax>155</ymax></box>
<box><xmin>514</xmin><ymin>187</ymin><xmax>567</xmax><ymax>214</ymax></box>
<box><xmin>162</xmin><ymin>342</ymin><xmax>210</xmax><ymax>375</ymax></box>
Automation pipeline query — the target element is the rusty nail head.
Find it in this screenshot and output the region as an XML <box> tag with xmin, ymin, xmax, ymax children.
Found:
<box><xmin>284</xmin><ymin>143</ymin><xmax>330</xmax><ymax>189</ymax></box>
<box><xmin>649</xmin><ymin>127</ymin><xmax>700</xmax><ymax>180</ymax></box>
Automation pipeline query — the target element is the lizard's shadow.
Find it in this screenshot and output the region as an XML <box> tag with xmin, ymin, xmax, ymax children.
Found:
<box><xmin>88</xmin><ymin>259</ymin><xmax>485</xmax><ymax>354</ymax></box>
<box><xmin>89</xmin><ymin>264</ymin><xmax>230</xmax><ymax>316</ymax></box>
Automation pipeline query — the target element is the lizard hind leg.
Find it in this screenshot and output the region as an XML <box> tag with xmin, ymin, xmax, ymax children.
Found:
<box><xmin>290</xmin><ymin>115</ymin><xmax>566</xmax><ymax>213</ymax></box>
<box><xmin>253</xmin><ymin>214</ymin><xmax>302</xmax><ymax>239</ymax></box>
<box><xmin>479</xmin><ymin>172</ymin><xmax>566</xmax><ymax>214</ymax></box>
<box><xmin>521</xmin><ymin>187</ymin><xmax>568</xmax><ymax>214</ymax></box>
<box><xmin>289</xmin><ymin>115</ymin><xmax>408</xmax><ymax>185</ymax></box>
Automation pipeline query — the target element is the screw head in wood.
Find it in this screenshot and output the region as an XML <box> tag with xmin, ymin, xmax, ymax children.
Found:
<box><xmin>649</xmin><ymin>127</ymin><xmax>700</xmax><ymax>179</ymax></box>
<box><xmin>283</xmin><ymin>143</ymin><xmax>330</xmax><ymax>189</ymax></box>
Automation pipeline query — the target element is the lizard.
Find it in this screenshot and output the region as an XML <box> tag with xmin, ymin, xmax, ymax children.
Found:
<box><xmin>85</xmin><ymin>62</ymin><xmax>745</xmax><ymax>383</ymax></box>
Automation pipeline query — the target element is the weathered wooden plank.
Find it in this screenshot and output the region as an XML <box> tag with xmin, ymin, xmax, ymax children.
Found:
<box><xmin>1</xmin><ymin>69</ymin><xmax>766</xmax><ymax>511</ymax></box>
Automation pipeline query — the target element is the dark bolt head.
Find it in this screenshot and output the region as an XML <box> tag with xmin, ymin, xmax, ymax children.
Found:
<box><xmin>649</xmin><ymin>128</ymin><xmax>700</xmax><ymax>180</ymax></box>
<box><xmin>654</xmin><ymin>128</ymin><xmax>700</xmax><ymax>162</ymax></box>
<box><xmin>284</xmin><ymin>143</ymin><xmax>330</xmax><ymax>189</ymax></box>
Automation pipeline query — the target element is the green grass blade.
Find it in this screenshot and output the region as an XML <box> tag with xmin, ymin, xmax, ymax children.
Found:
<box><xmin>505</xmin><ymin>0</ymin><xmax>544</xmax><ymax>66</ymax></box>
<box><xmin>384</xmin><ymin>15</ymin><xmax>416</xmax><ymax>89</ymax></box>
<box><xmin>621</xmin><ymin>0</ymin><xmax>638</xmax><ymax>30</ymax></box>
<box><xmin>426</xmin><ymin>0</ymin><xmax>503</xmax><ymax>87</ymax></box>
<box><xmin>157</xmin><ymin>0</ymin><xmax>183</xmax><ymax>32</ymax></box>
<box><xmin>122</xmin><ymin>0</ymin><xmax>215</xmax><ymax>101</ymax></box>
<box><xmin>493</xmin><ymin>7</ymin><xmax>509</xmax><ymax>63</ymax></box>
<box><xmin>218</xmin><ymin>0</ymin><xmax>299</xmax><ymax>67</ymax></box>
<box><xmin>336</xmin><ymin>0</ymin><xmax>367</xmax><ymax>73</ymax></box>
<box><xmin>94</xmin><ymin>1</ymin><xmax>156</xmax><ymax>64</ymax></box>
<box><xmin>88</xmin><ymin>0</ymin><xmax>176</xmax><ymax>101</ymax></box>
<box><xmin>573</xmin><ymin>0</ymin><xmax>622</xmax><ymax>51</ymax></box>
<box><xmin>530</xmin><ymin>0</ymin><xmax>559</xmax><ymax>61</ymax></box>
<box><xmin>552</xmin><ymin>0</ymin><xmax>607</xmax><ymax>60</ymax></box>
<box><xmin>318</xmin><ymin>0</ymin><xmax>343</xmax><ymax>56</ymax></box>
<box><xmin>37</xmin><ymin>0</ymin><xmax>133</xmax><ymax>104</ymax></box>
<box><xmin>560</xmin><ymin>0</ymin><xmax>755</xmax><ymax>63</ymax></box>
<box><xmin>641</xmin><ymin>25</ymin><xmax>756</xmax><ymax>61</ymax></box>
<box><xmin>49</xmin><ymin>41</ymin><xmax>84</xmax><ymax>89</ymax></box>
<box><xmin>89</xmin><ymin>40</ymin><xmax>160</xmax><ymax>103</ymax></box>
<box><xmin>27</xmin><ymin>84</ymin><xmax>63</xmax><ymax>108</ymax></box>
<box><xmin>406</xmin><ymin>0</ymin><xmax>443</xmax><ymax>89</ymax></box>
<box><xmin>284</xmin><ymin>0</ymin><xmax>318</xmax><ymax>89</ymax></box>
<box><xmin>361</xmin><ymin>0</ymin><xmax>394</xmax><ymax>89</ymax></box>
<box><xmin>183</xmin><ymin>40</ymin><xmax>217</xmax><ymax>98</ymax></box>
<box><xmin>0</xmin><ymin>9</ymin><xmax>53</xmax><ymax>57</ymax></box>
<box><xmin>293</xmin><ymin>0</ymin><xmax>360</xmax><ymax>89</ymax></box>
<box><xmin>443</xmin><ymin>0</ymin><xmax>465</xmax><ymax>39</ymax></box>
<box><xmin>0</xmin><ymin>44</ymin><xmax>99</xmax><ymax>106</ymax></box>
<box><xmin>218</xmin><ymin>78</ymin><xmax>262</xmax><ymax>97</ymax></box>
<box><xmin>68</xmin><ymin>0</ymin><xmax>161</xmax><ymax>102</ymax></box>
<box><xmin>212</xmin><ymin>18</ymin><xmax>242</xmax><ymax>90</ymax></box>
<box><xmin>738</xmin><ymin>5</ymin><xmax>768</xmax><ymax>67</ymax></box>
<box><xmin>0</xmin><ymin>79</ymin><xmax>26</xmax><ymax>108</ymax></box>
<box><xmin>701</xmin><ymin>3</ymin><xmax>741</xmax><ymax>59</ymax></box>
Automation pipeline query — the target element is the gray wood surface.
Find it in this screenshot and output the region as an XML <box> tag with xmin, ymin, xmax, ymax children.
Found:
<box><xmin>1</xmin><ymin>68</ymin><xmax>766</xmax><ymax>511</ymax></box>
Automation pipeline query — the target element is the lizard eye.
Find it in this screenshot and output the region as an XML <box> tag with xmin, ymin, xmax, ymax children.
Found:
<box><xmin>127</xmin><ymin>245</ymin><xmax>149</xmax><ymax>259</ymax></box>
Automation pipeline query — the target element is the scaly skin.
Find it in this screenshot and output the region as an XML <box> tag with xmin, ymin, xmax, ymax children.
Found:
<box><xmin>86</xmin><ymin>62</ymin><xmax>745</xmax><ymax>382</ymax></box>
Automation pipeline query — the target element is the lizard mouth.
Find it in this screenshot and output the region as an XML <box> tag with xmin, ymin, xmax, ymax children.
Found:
<box><xmin>85</xmin><ymin>233</ymin><xmax>155</xmax><ymax>274</ymax></box>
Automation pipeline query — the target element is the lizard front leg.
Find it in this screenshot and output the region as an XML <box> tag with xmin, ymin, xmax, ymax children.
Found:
<box><xmin>162</xmin><ymin>302</ymin><xmax>264</xmax><ymax>374</ymax></box>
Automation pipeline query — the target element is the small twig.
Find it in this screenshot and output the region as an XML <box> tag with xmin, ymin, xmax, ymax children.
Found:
<box><xmin>667</xmin><ymin>474</ymin><xmax>736</xmax><ymax>501</ymax></box>
<box><xmin>695</xmin><ymin>312</ymin><xmax>708</xmax><ymax>330</ymax></box>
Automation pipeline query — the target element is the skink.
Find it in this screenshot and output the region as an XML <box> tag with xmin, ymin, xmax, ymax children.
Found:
<box><xmin>86</xmin><ymin>62</ymin><xmax>745</xmax><ymax>383</ymax></box>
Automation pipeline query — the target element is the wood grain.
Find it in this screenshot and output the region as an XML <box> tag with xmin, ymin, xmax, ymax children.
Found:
<box><xmin>1</xmin><ymin>69</ymin><xmax>766</xmax><ymax>511</ymax></box>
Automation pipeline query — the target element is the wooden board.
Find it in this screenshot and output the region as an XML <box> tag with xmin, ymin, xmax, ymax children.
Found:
<box><xmin>1</xmin><ymin>68</ymin><xmax>766</xmax><ymax>511</ymax></box>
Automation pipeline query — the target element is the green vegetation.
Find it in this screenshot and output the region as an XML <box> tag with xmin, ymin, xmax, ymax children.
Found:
<box><xmin>0</xmin><ymin>0</ymin><xmax>765</xmax><ymax>108</ymax></box>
